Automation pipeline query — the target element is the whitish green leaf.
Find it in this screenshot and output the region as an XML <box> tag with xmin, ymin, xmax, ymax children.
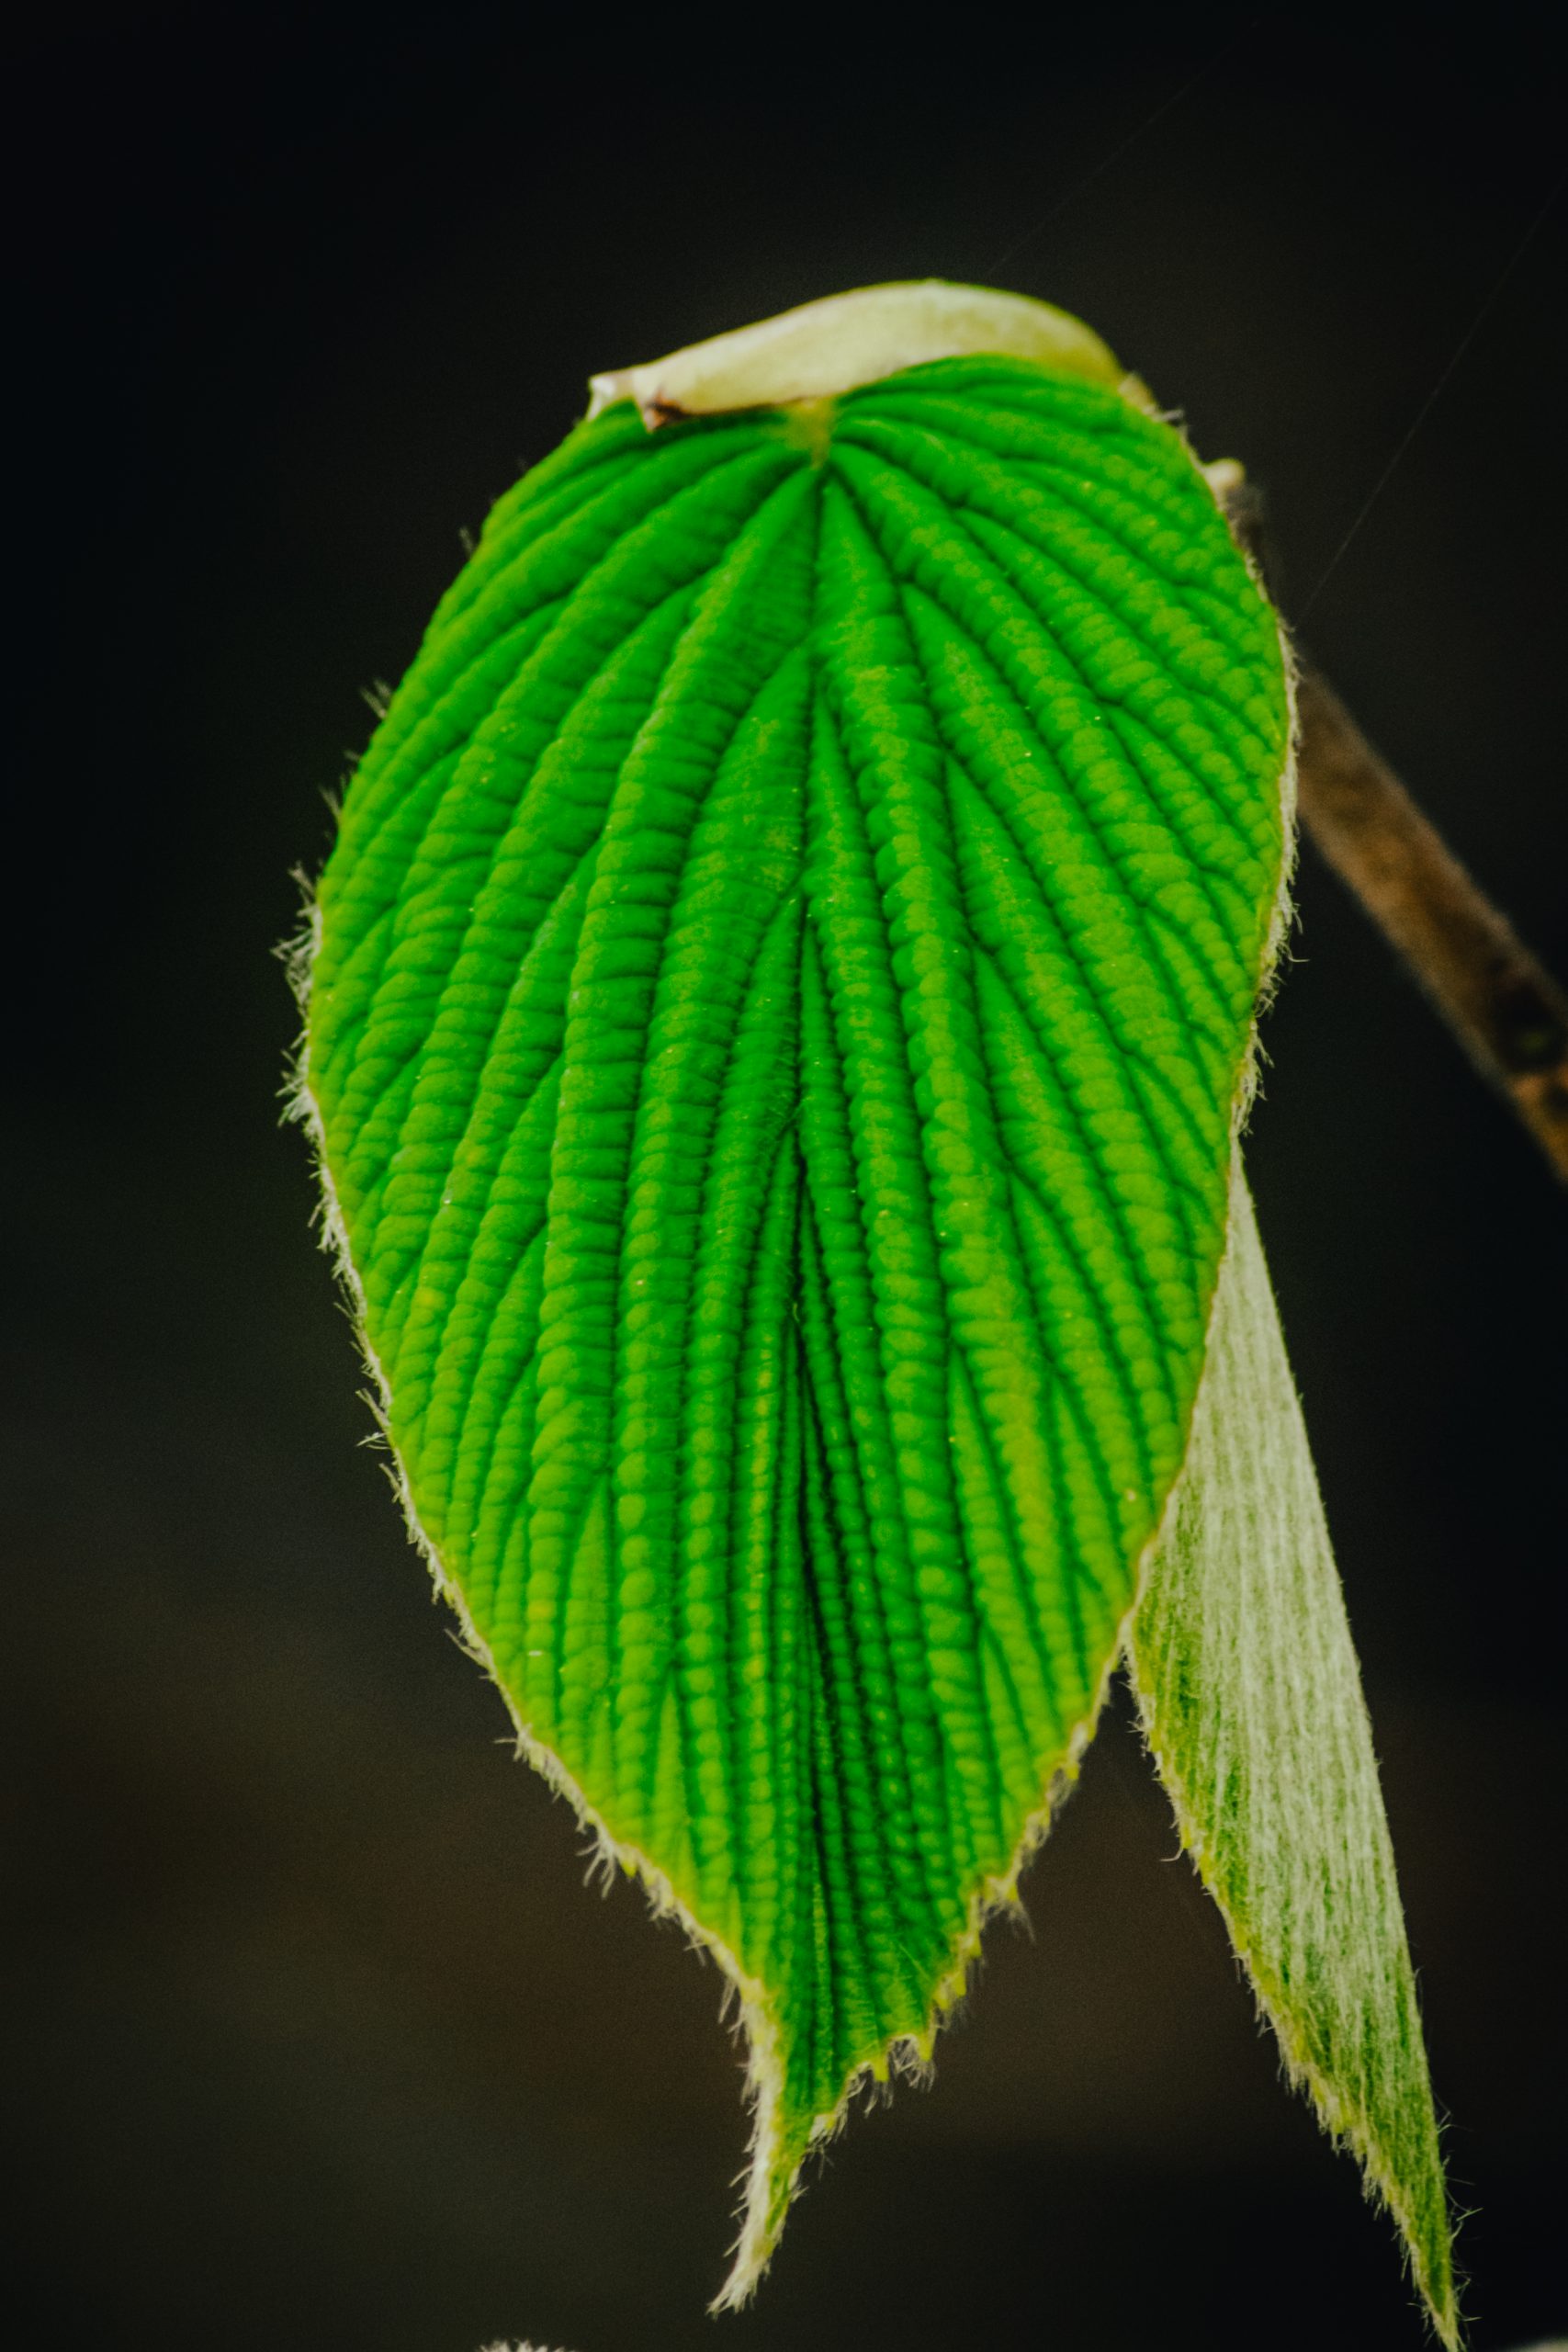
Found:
<box><xmin>1128</xmin><ymin>1154</ymin><xmax>1458</xmax><ymax>2343</ymax></box>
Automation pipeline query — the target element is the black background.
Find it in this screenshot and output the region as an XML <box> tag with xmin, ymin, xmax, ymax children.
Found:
<box><xmin>6</xmin><ymin>6</ymin><xmax>1566</xmax><ymax>2348</ymax></box>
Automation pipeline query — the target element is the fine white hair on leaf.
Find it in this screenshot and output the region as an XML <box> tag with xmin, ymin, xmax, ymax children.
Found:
<box><xmin>476</xmin><ymin>2341</ymin><xmax>581</xmax><ymax>2351</ymax></box>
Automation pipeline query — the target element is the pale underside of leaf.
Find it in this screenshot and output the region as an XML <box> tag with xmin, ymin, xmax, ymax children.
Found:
<box><xmin>1128</xmin><ymin>1156</ymin><xmax>1459</xmax><ymax>2346</ymax></box>
<box><xmin>296</xmin><ymin>351</ymin><xmax>1449</xmax><ymax>2319</ymax></box>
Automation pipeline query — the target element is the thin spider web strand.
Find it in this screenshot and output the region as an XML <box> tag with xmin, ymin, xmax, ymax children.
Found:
<box><xmin>984</xmin><ymin>20</ymin><xmax>1259</xmax><ymax>280</ymax></box>
<box><xmin>1301</xmin><ymin>175</ymin><xmax>1564</xmax><ymax>620</ymax></box>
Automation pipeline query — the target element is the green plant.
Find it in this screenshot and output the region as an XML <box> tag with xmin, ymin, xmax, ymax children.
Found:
<box><xmin>292</xmin><ymin>284</ymin><xmax>1459</xmax><ymax>2340</ymax></box>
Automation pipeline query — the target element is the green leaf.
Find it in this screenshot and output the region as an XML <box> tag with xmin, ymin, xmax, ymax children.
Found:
<box><xmin>1128</xmin><ymin>1155</ymin><xmax>1459</xmax><ymax>2345</ymax></box>
<box><xmin>296</xmin><ymin>288</ymin><xmax>1451</xmax><ymax>2321</ymax></box>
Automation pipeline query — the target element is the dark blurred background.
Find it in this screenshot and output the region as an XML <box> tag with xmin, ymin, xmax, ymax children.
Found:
<box><xmin>6</xmin><ymin>6</ymin><xmax>1565</xmax><ymax>2347</ymax></box>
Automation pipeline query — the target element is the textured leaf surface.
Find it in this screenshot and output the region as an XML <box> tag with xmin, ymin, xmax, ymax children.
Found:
<box><xmin>303</xmin><ymin>354</ymin><xmax>1295</xmax><ymax>2291</ymax></box>
<box><xmin>1129</xmin><ymin>1157</ymin><xmax>1458</xmax><ymax>2344</ymax></box>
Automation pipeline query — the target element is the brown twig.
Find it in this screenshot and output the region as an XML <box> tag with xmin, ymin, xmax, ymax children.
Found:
<box><xmin>1218</xmin><ymin>479</ymin><xmax>1568</xmax><ymax>1184</ymax></box>
<box><xmin>1292</xmin><ymin>669</ymin><xmax>1568</xmax><ymax>1182</ymax></box>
